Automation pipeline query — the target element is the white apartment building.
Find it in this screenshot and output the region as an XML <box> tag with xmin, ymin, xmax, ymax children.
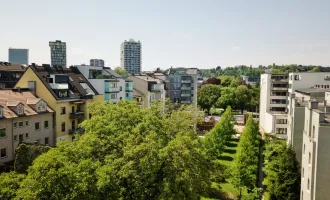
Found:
<box><xmin>121</xmin><ymin>39</ymin><xmax>141</xmax><ymax>75</ymax></box>
<box><xmin>75</xmin><ymin>65</ymin><xmax>133</xmax><ymax>102</ymax></box>
<box><xmin>128</xmin><ymin>75</ymin><xmax>165</xmax><ymax>108</ymax></box>
<box><xmin>259</xmin><ymin>72</ymin><xmax>330</xmax><ymax>139</ymax></box>
<box><xmin>300</xmin><ymin>94</ymin><xmax>330</xmax><ymax>200</ymax></box>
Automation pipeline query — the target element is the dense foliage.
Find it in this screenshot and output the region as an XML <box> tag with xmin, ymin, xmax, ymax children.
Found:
<box><xmin>197</xmin><ymin>84</ymin><xmax>222</xmax><ymax>114</ymax></box>
<box><xmin>3</xmin><ymin>101</ymin><xmax>219</xmax><ymax>200</ymax></box>
<box><xmin>114</xmin><ymin>66</ymin><xmax>129</xmax><ymax>76</ymax></box>
<box><xmin>263</xmin><ymin>142</ymin><xmax>301</xmax><ymax>200</ymax></box>
<box><xmin>0</xmin><ymin>172</ymin><xmax>26</xmax><ymax>199</ymax></box>
<box><xmin>204</xmin><ymin>107</ymin><xmax>236</xmax><ymax>159</ymax></box>
<box><xmin>231</xmin><ymin>115</ymin><xmax>261</xmax><ymax>199</ymax></box>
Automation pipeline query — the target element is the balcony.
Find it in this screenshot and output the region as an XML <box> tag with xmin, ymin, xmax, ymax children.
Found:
<box><xmin>181</xmin><ymin>93</ymin><xmax>191</xmax><ymax>97</ymax></box>
<box><xmin>69</xmin><ymin>111</ymin><xmax>85</xmax><ymax>119</ymax></box>
<box><xmin>181</xmin><ymin>100</ymin><xmax>191</xmax><ymax>104</ymax></box>
<box><xmin>272</xmin><ymin>87</ymin><xmax>288</xmax><ymax>91</ymax></box>
<box><xmin>181</xmin><ymin>87</ymin><xmax>191</xmax><ymax>90</ymax></box>
<box><xmin>105</xmin><ymin>87</ymin><xmax>120</xmax><ymax>93</ymax></box>
<box><xmin>181</xmin><ymin>80</ymin><xmax>191</xmax><ymax>83</ymax></box>
<box><xmin>69</xmin><ymin>128</ymin><xmax>85</xmax><ymax>134</ymax></box>
<box><xmin>271</xmin><ymin>79</ymin><xmax>288</xmax><ymax>82</ymax></box>
<box><xmin>125</xmin><ymin>86</ymin><xmax>133</xmax><ymax>91</ymax></box>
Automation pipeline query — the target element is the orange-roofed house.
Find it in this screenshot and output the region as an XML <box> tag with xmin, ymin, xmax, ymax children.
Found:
<box><xmin>0</xmin><ymin>88</ymin><xmax>54</xmax><ymax>165</ymax></box>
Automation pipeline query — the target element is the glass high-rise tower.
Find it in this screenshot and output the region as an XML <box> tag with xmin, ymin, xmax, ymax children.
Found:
<box><xmin>49</xmin><ymin>40</ymin><xmax>66</xmax><ymax>67</ymax></box>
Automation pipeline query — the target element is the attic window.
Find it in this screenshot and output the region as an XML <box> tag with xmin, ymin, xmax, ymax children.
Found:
<box><xmin>17</xmin><ymin>104</ymin><xmax>24</xmax><ymax>115</ymax></box>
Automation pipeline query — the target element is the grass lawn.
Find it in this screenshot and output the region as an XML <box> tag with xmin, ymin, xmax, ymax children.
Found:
<box><xmin>203</xmin><ymin>138</ymin><xmax>247</xmax><ymax>200</ymax></box>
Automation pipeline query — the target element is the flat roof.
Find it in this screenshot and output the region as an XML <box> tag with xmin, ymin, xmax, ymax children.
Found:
<box><xmin>295</xmin><ymin>88</ymin><xmax>329</xmax><ymax>95</ymax></box>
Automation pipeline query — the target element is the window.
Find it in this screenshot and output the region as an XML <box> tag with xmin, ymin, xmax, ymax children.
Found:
<box><xmin>0</xmin><ymin>148</ymin><xmax>6</xmax><ymax>158</ymax></box>
<box><xmin>325</xmin><ymin>75</ymin><xmax>330</xmax><ymax>80</ymax></box>
<box><xmin>35</xmin><ymin>122</ymin><xmax>40</xmax><ymax>130</ymax></box>
<box><xmin>19</xmin><ymin>121</ymin><xmax>23</xmax><ymax>127</ymax></box>
<box><xmin>17</xmin><ymin>104</ymin><xmax>24</xmax><ymax>115</ymax></box>
<box><xmin>61</xmin><ymin>122</ymin><xmax>65</xmax><ymax>132</ymax></box>
<box><xmin>19</xmin><ymin>134</ymin><xmax>23</xmax><ymax>143</ymax></box>
<box><xmin>45</xmin><ymin>137</ymin><xmax>49</xmax><ymax>145</ymax></box>
<box><xmin>294</xmin><ymin>75</ymin><xmax>301</xmax><ymax>80</ymax></box>
<box><xmin>14</xmin><ymin>135</ymin><xmax>17</xmax><ymax>141</ymax></box>
<box><xmin>25</xmin><ymin>133</ymin><xmax>29</xmax><ymax>138</ymax></box>
<box><xmin>307</xmin><ymin>179</ymin><xmax>310</xmax><ymax>190</ymax></box>
<box><xmin>36</xmin><ymin>101</ymin><xmax>47</xmax><ymax>112</ymax></box>
<box><xmin>120</xmin><ymin>86</ymin><xmax>122</xmax><ymax>91</ymax></box>
<box><xmin>25</xmin><ymin>121</ymin><xmax>29</xmax><ymax>126</ymax></box>
<box><xmin>312</xmin><ymin>125</ymin><xmax>315</xmax><ymax>138</ymax></box>
<box><xmin>13</xmin><ymin>122</ymin><xmax>17</xmax><ymax>128</ymax></box>
<box><xmin>276</xmin><ymin>119</ymin><xmax>287</xmax><ymax>124</ymax></box>
<box><xmin>44</xmin><ymin>121</ymin><xmax>49</xmax><ymax>129</ymax></box>
<box><xmin>110</xmin><ymin>93</ymin><xmax>116</xmax><ymax>99</ymax></box>
<box><xmin>126</xmin><ymin>93</ymin><xmax>129</xmax><ymax>97</ymax></box>
<box><xmin>0</xmin><ymin>128</ymin><xmax>6</xmax><ymax>137</ymax></box>
<box><xmin>276</xmin><ymin>128</ymin><xmax>287</xmax><ymax>134</ymax></box>
<box><xmin>61</xmin><ymin>107</ymin><xmax>66</xmax><ymax>114</ymax></box>
<box><xmin>308</xmin><ymin>152</ymin><xmax>311</xmax><ymax>164</ymax></box>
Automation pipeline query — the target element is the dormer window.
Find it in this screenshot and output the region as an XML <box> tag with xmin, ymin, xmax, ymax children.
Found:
<box><xmin>17</xmin><ymin>104</ymin><xmax>24</xmax><ymax>115</ymax></box>
<box><xmin>36</xmin><ymin>100</ymin><xmax>47</xmax><ymax>112</ymax></box>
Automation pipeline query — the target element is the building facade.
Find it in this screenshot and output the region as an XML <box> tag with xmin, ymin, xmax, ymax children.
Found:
<box><xmin>259</xmin><ymin>72</ymin><xmax>330</xmax><ymax>139</ymax></box>
<box><xmin>0</xmin><ymin>88</ymin><xmax>54</xmax><ymax>165</ymax></box>
<box><xmin>75</xmin><ymin>65</ymin><xmax>133</xmax><ymax>102</ymax></box>
<box><xmin>165</xmin><ymin>67</ymin><xmax>198</xmax><ymax>108</ymax></box>
<box><xmin>8</xmin><ymin>48</ymin><xmax>29</xmax><ymax>65</ymax></box>
<box><xmin>0</xmin><ymin>62</ymin><xmax>26</xmax><ymax>88</ymax></box>
<box><xmin>300</xmin><ymin>97</ymin><xmax>330</xmax><ymax>200</ymax></box>
<box><xmin>90</xmin><ymin>59</ymin><xmax>104</xmax><ymax>67</ymax></box>
<box><xmin>121</xmin><ymin>39</ymin><xmax>141</xmax><ymax>74</ymax></box>
<box><xmin>15</xmin><ymin>64</ymin><xmax>103</xmax><ymax>142</ymax></box>
<box><xmin>128</xmin><ymin>75</ymin><xmax>165</xmax><ymax>108</ymax></box>
<box><xmin>49</xmin><ymin>40</ymin><xmax>66</xmax><ymax>67</ymax></box>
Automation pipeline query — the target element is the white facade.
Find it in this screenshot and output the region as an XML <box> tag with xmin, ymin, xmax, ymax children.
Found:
<box><xmin>90</xmin><ymin>59</ymin><xmax>104</xmax><ymax>67</ymax></box>
<box><xmin>75</xmin><ymin>65</ymin><xmax>133</xmax><ymax>101</ymax></box>
<box><xmin>121</xmin><ymin>39</ymin><xmax>142</xmax><ymax>74</ymax></box>
<box><xmin>259</xmin><ymin>72</ymin><xmax>330</xmax><ymax>138</ymax></box>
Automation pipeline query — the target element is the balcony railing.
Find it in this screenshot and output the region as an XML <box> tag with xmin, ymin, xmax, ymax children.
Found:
<box><xmin>181</xmin><ymin>80</ymin><xmax>191</xmax><ymax>83</ymax></box>
<box><xmin>271</xmin><ymin>79</ymin><xmax>288</xmax><ymax>82</ymax></box>
<box><xmin>125</xmin><ymin>86</ymin><xmax>133</xmax><ymax>91</ymax></box>
<box><xmin>272</xmin><ymin>87</ymin><xmax>288</xmax><ymax>91</ymax></box>
<box><xmin>69</xmin><ymin>128</ymin><xmax>85</xmax><ymax>134</ymax></box>
<box><xmin>105</xmin><ymin>87</ymin><xmax>120</xmax><ymax>93</ymax></box>
<box><xmin>181</xmin><ymin>100</ymin><xmax>191</xmax><ymax>104</ymax></box>
<box><xmin>181</xmin><ymin>87</ymin><xmax>191</xmax><ymax>90</ymax></box>
<box><xmin>181</xmin><ymin>93</ymin><xmax>191</xmax><ymax>97</ymax></box>
<box><xmin>69</xmin><ymin>111</ymin><xmax>85</xmax><ymax>119</ymax></box>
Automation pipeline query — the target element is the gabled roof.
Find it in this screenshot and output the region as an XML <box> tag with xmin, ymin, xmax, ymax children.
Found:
<box><xmin>0</xmin><ymin>62</ymin><xmax>26</xmax><ymax>71</ymax></box>
<box><xmin>26</xmin><ymin>98</ymin><xmax>41</xmax><ymax>105</ymax></box>
<box><xmin>26</xmin><ymin>64</ymin><xmax>99</xmax><ymax>100</ymax></box>
<box><xmin>0</xmin><ymin>89</ymin><xmax>53</xmax><ymax>119</ymax></box>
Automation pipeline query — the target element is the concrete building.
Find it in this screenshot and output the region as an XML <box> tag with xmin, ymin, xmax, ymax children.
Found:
<box><xmin>0</xmin><ymin>88</ymin><xmax>54</xmax><ymax>165</ymax></box>
<box><xmin>259</xmin><ymin>72</ymin><xmax>330</xmax><ymax>138</ymax></box>
<box><xmin>287</xmin><ymin>88</ymin><xmax>327</xmax><ymax>164</ymax></box>
<box><xmin>0</xmin><ymin>62</ymin><xmax>26</xmax><ymax>88</ymax></box>
<box><xmin>15</xmin><ymin>64</ymin><xmax>103</xmax><ymax>142</ymax></box>
<box><xmin>300</xmin><ymin>94</ymin><xmax>330</xmax><ymax>200</ymax></box>
<box><xmin>8</xmin><ymin>48</ymin><xmax>29</xmax><ymax>65</ymax></box>
<box><xmin>128</xmin><ymin>75</ymin><xmax>165</xmax><ymax>108</ymax></box>
<box><xmin>75</xmin><ymin>65</ymin><xmax>133</xmax><ymax>102</ymax></box>
<box><xmin>90</xmin><ymin>59</ymin><xmax>104</xmax><ymax>67</ymax></box>
<box><xmin>49</xmin><ymin>40</ymin><xmax>66</xmax><ymax>67</ymax></box>
<box><xmin>121</xmin><ymin>39</ymin><xmax>141</xmax><ymax>74</ymax></box>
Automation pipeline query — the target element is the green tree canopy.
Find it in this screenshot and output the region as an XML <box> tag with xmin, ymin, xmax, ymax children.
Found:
<box><xmin>0</xmin><ymin>172</ymin><xmax>26</xmax><ymax>199</ymax></box>
<box><xmin>197</xmin><ymin>84</ymin><xmax>222</xmax><ymax>114</ymax></box>
<box><xmin>114</xmin><ymin>67</ymin><xmax>129</xmax><ymax>76</ymax></box>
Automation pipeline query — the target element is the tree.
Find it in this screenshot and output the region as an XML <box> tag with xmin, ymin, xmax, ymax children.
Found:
<box><xmin>197</xmin><ymin>84</ymin><xmax>222</xmax><ymax>114</ymax></box>
<box><xmin>235</xmin><ymin>85</ymin><xmax>251</xmax><ymax>114</ymax></box>
<box><xmin>216</xmin><ymin>87</ymin><xmax>237</xmax><ymax>110</ymax></box>
<box><xmin>114</xmin><ymin>67</ymin><xmax>129</xmax><ymax>76</ymax></box>
<box><xmin>14</xmin><ymin>101</ymin><xmax>213</xmax><ymax>199</ymax></box>
<box><xmin>204</xmin><ymin>77</ymin><xmax>221</xmax><ymax>85</ymax></box>
<box><xmin>0</xmin><ymin>172</ymin><xmax>26</xmax><ymax>199</ymax></box>
<box><xmin>310</xmin><ymin>66</ymin><xmax>320</xmax><ymax>72</ymax></box>
<box><xmin>204</xmin><ymin>106</ymin><xmax>236</xmax><ymax>159</ymax></box>
<box><xmin>219</xmin><ymin>76</ymin><xmax>233</xmax><ymax>87</ymax></box>
<box><xmin>231</xmin><ymin>115</ymin><xmax>260</xmax><ymax>199</ymax></box>
<box><xmin>263</xmin><ymin>143</ymin><xmax>300</xmax><ymax>200</ymax></box>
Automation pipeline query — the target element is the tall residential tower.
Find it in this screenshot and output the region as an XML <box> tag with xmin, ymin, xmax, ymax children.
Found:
<box><xmin>121</xmin><ymin>39</ymin><xmax>141</xmax><ymax>74</ymax></box>
<box><xmin>49</xmin><ymin>40</ymin><xmax>66</xmax><ymax>67</ymax></box>
<box><xmin>8</xmin><ymin>48</ymin><xmax>29</xmax><ymax>65</ymax></box>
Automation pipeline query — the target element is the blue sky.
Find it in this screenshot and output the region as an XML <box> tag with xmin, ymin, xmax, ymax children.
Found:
<box><xmin>1</xmin><ymin>0</ymin><xmax>329</xmax><ymax>70</ymax></box>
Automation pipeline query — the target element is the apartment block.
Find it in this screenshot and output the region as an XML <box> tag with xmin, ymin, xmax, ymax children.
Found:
<box><xmin>0</xmin><ymin>62</ymin><xmax>26</xmax><ymax>88</ymax></box>
<box><xmin>49</xmin><ymin>40</ymin><xmax>66</xmax><ymax>67</ymax></box>
<box><xmin>8</xmin><ymin>48</ymin><xmax>29</xmax><ymax>65</ymax></box>
<box><xmin>75</xmin><ymin>65</ymin><xmax>133</xmax><ymax>102</ymax></box>
<box><xmin>15</xmin><ymin>64</ymin><xmax>103</xmax><ymax>142</ymax></box>
<box><xmin>128</xmin><ymin>75</ymin><xmax>165</xmax><ymax>108</ymax></box>
<box><xmin>90</xmin><ymin>59</ymin><xmax>104</xmax><ymax>67</ymax></box>
<box><xmin>300</xmin><ymin>96</ymin><xmax>330</xmax><ymax>200</ymax></box>
<box><xmin>287</xmin><ymin>88</ymin><xmax>327</xmax><ymax>163</ymax></box>
<box><xmin>259</xmin><ymin>72</ymin><xmax>330</xmax><ymax>138</ymax></box>
<box><xmin>121</xmin><ymin>39</ymin><xmax>141</xmax><ymax>74</ymax></box>
<box><xmin>0</xmin><ymin>88</ymin><xmax>54</xmax><ymax>165</ymax></box>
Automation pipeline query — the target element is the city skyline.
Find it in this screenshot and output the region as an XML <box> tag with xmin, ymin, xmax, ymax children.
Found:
<box><xmin>0</xmin><ymin>0</ymin><xmax>330</xmax><ymax>70</ymax></box>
